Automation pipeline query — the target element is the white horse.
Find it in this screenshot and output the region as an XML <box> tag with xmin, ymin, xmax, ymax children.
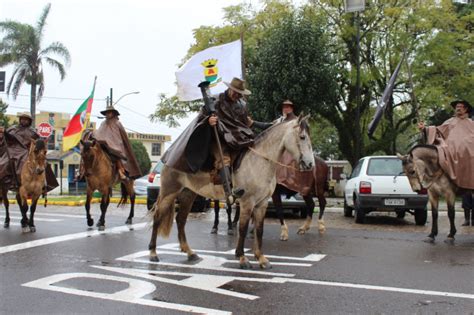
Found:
<box><xmin>148</xmin><ymin>115</ymin><xmax>315</xmax><ymax>269</ymax></box>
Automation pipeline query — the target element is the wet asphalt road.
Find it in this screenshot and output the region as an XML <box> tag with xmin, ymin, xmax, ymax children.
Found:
<box><xmin>0</xmin><ymin>203</ymin><xmax>473</xmax><ymax>314</ymax></box>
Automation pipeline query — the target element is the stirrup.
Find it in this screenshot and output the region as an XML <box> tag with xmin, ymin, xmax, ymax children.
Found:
<box><xmin>226</xmin><ymin>188</ymin><xmax>245</xmax><ymax>205</ymax></box>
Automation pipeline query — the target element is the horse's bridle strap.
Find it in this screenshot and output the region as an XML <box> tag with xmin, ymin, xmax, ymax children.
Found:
<box><xmin>248</xmin><ymin>147</ymin><xmax>299</xmax><ymax>171</ymax></box>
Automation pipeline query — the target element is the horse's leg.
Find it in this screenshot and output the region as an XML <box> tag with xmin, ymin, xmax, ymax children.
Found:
<box><xmin>28</xmin><ymin>195</ymin><xmax>39</xmax><ymax>233</ymax></box>
<box><xmin>235</xmin><ymin>202</ymin><xmax>253</xmax><ymax>269</ymax></box>
<box><xmin>17</xmin><ymin>191</ymin><xmax>29</xmax><ymax>233</ymax></box>
<box><xmin>97</xmin><ymin>189</ymin><xmax>110</xmax><ymax>231</ymax></box>
<box><xmin>211</xmin><ymin>199</ymin><xmax>219</xmax><ymax>234</ymax></box>
<box><xmin>226</xmin><ymin>202</ymin><xmax>234</xmax><ymax>235</ymax></box>
<box><xmin>271</xmin><ymin>191</ymin><xmax>288</xmax><ymax>241</ymax></box>
<box><xmin>426</xmin><ymin>193</ymin><xmax>439</xmax><ymax>243</ymax></box>
<box><xmin>253</xmin><ymin>201</ymin><xmax>271</xmax><ymax>269</ymax></box>
<box><xmin>297</xmin><ymin>194</ymin><xmax>316</xmax><ymax>235</ymax></box>
<box><xmin>445</xmin><ymin>191</ymin><xmax>457</xmax><ymax>242</ymax></box>
<box><xmin>176</xmin><ymin>189</ymin><xmax>198</xmax><ymax>261</ymax></box>
<box><xmin>232</xmin><ymin>202</ymin><xmax>240</xmax><ymax>228</ymax></box>
<box><xmin>3</xmin><ymin>189</ymin><xmax>10</xmax><ymax>228</ymax></box>
<box><xmin>125</xmin><ymin>182</ymin><xmax>135</xmax><ymax>225</ymax></box>
<box><xmin>85</xmin><ymin>187</ymin><xmax>94</xmax><ymax>227</ymax></box>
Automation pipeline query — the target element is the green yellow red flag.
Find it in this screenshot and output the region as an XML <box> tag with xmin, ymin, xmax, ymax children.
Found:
<box><xmin>62</xmin><ymin>77</ymin><xmax>96</xmax><ymax>151</ymax></box>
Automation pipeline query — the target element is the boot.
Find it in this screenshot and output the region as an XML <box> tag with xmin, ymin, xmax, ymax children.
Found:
<box><xmin>116</xmin><ymin>160</ymin><xmax>127</xmax><ymax>180</ymax></box>
<box><xmin>220</xmin><ymin>166</ymin><xmax>245</xmax><ymax>205</ymax></box>
<box><xmin>462</xmin><ymin>208</ymin><xmax>470</xmax><ymax>226</ymax></box>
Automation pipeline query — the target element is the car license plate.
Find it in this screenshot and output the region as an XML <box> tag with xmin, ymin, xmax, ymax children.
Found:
<box><xmin>384</xmin><ymin>199</ymin><xmax>405</xmax><ymax>206</ymax></box>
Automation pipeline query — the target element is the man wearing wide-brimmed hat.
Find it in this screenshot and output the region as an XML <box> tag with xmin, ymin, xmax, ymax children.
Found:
<box><xmin>418</xmin><ymin>99</ymin><xmax>474</xmax><ymax>191</ymax></box>
<box><xmin>0</xmin><ymin>112</ymin><xmax>58</xmax><ymax>191</ymax></box>
<box><xmin>162</xmin><ymin>77</ymin><xmax>262</xmax><ymax>203</ymax></box>
<box><xmin>90</xmin><ymin>104</ymin><xmax>141</xmax><ymax>180</ymax></box>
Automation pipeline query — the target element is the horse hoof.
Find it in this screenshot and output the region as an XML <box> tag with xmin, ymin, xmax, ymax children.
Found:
<box><xmin>424</xmin><ymin>237</ymin><xmax>435</xmax><ymax>243</ymax></box>
<box><xmin>240</xmin><ymin>261</ymin><xmax>253</xmax><ymax>269</ymax></box>
<box><xmin>260</xmin><ymin>261</ymin><xmax>272</xmax><ymax>269</ymax></box>
<box><xmin>125</xmin><ymin>218</ymin><xmax>132</xmax><ymax>225</ymax></box>
<box><xmin>188</xmin><ymin>253</ymin><xmax>200</xmax><ymax>262</ymax></box>
<box><xmin>87</xmin><ymin>218</ymin><xmax>94</xmax><ymax>227</ymax></box>
<box><xmin>98</xmin><ymin>225</ymin><xmax>105</xmax><ymax>231</ymax></box>
<box><xmin>227</xmin><ymin>229</ymin><xmax>234</xmax><ymax>236</ymax></box>
<box><xmin>4</xmin><ymin>222</ymin><xmax>9</xmax><ymax>228</ymax></box>
<box><xmin>150</xmin><ymin>255</ymin><xmax>159</xmax><ymax>262</ymax></box>
<box><xmin>210</xmin><ymin>227</ymin><xmax>218</xmax><ymax>234</ymax></box>
<box><xmin>29</xmin><ymin>226</ymin><xmax>36</xmax><ymax>233</ymax></box>
<box><xmin>297</xmin><ymin>229</ymin><xmax>305</xmax><ymax>235</ymax></box>
<box><xmin>22</xmin><ymin>227</ymin><xmax>30</xmax><ymax>233</ymax></box>
<box><xmin>444</xmin><ymin>238</ymin><xmax>455</xmax><ymax>244</ymax></box>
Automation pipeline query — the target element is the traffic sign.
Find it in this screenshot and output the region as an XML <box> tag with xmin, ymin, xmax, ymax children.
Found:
<box><xmin>37</xmin><ymin>122</ymin><xmax>53</xmax><ymax>138</ymax></box>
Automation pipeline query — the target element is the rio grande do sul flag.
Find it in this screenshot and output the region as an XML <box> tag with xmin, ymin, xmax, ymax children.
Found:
<box><xmin>176</xmin><ymin>40</ymin><xmax>242</xmax><ymax>101</ymax></box>
<box><xmin>62</xmin><ymin>77</ymin><xmax>96</xmax><ymax>151</ymax></box>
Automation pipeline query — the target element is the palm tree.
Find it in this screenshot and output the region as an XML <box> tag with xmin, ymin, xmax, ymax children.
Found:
<box><xmin>0</xmin><ymin>3</ymin><xmax>70</xmax><ymax>125</ymax></box>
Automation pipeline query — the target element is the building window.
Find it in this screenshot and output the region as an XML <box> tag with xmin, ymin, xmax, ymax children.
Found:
<box><xmin>151</xmin><ymin>143</ymin><xmax>161</xmax><ymax>156</ymax></box>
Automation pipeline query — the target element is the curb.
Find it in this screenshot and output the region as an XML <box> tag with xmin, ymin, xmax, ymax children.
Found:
<box><xmin>6</xmin><ymin>197</ymin><xmax>147</xmax><ymax>206</ymax></box>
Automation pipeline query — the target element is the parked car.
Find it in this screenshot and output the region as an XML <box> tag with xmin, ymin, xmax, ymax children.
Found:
<box><xmin>133</xmin><ymin>175</ymin><xmax>149</xmax><ymax>195</ymax></box>
<box><xmin>146</xmin><ymin>161</ymin><xmax>207</xmax><ymax>212</ymax></box>
<box><xmin>343</xmin><ymin>155</ymin><xmax>428</xmax><ymax>225</ymax></box>
<box><xmin>266</xmin><ymin>193</ymin><xmax>308</xmax><ymax>217</ymax></box>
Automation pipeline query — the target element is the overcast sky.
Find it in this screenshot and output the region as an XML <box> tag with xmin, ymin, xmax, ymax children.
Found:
<box><xmin>0</xmin><ymin>0</ymin><xmax>247</xmax><ymax>147</ymax></box>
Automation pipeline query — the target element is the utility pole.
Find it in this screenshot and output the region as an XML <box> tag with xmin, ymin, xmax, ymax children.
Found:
<box><xmin>109</xmin><ymin>88</ymin><xmax>113</xmax><ymax>106</ymax></box>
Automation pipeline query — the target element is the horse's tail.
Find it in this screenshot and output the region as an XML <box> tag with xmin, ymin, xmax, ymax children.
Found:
<box><xmin>151</xmin><ymin>195</ymin><xmax>176</xmax><ymax>238</ymax></box>
<box><xmin>117</xmin><ymin>182</ymin><xmax>128</xmax><ymax>207</ymax></box>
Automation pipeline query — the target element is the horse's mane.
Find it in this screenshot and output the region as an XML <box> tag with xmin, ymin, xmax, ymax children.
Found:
<box><xmin>34</xmin><ymin>139</ymin><xmax>46</xmax><ymax>151</ymax></box>
<box><xmin>408</xmin><ymin>144</ymin><xmax>437</xmax><ymax>157</ymax></box>
<box><xmin>254</xmin><ymin>119</ymin><xmax>295</xmax><ymax>146</ymax></box>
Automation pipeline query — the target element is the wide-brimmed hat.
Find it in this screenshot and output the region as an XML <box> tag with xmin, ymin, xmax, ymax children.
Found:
<box><xmin>100</xmin><ymin>104</ymin><xmax>120</xmax><ymax>116</ymax></box>
<box><xmin>18</xmin><ymin>112</ymin><xmax>33</xmax><ymax>121</ymax></box>
<box><xmin>450</xmin><ymin>100</ymin><xmax>472</xmax><ymax>113</ymax></box>
<box><xmin>223</xmin><ymin>77</ymin><xmax>251</xmax><ymax>96</ymax></box>
<box><xmin>278</xmin><ymin>99</ymin><xmax>296</xmax><ymax>111</ymax></box>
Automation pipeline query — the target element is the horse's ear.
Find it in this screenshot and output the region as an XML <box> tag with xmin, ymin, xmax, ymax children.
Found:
<box><xmin>396</xmin><ymin>153</ymin><xmax>406</xmax><ymax>162</ymax></box>
<box><xmin>91</xmin><ymin>139</ymin><xmax>96</xmax><ymax>146</ymax></box>
<box><xmin>303</xmin><ymin>114</ymin><xmax>311</xmax><ymax>122</ymax></box>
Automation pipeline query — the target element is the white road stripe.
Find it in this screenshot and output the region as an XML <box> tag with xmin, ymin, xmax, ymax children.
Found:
<box><xmin>34</xmin><ymin>213</ymin><xmax>85</xmax><ymax>219</ymax></box>
<box><xmin>1</xmin><ymin>216</ymin><xmax>61</xmax><ymax>222</ymax></box>
<box><xmin>0</xmin><ymin>222</ymin><xmax>147</xmax><ymax>255</ymax></box>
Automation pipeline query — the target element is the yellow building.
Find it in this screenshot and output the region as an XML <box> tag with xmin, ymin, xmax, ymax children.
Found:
<box><xmin>127</xmin><ymin>132</ymin><xmax>171</xmax><ymax>167</ymax></box>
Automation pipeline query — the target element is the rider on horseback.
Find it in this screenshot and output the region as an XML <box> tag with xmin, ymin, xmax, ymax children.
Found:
<box><xmin>90</xmin><ymin>104</ymin><xmax>141</xmax><ymax>180</ymax></box>
<box><xmin>162</xmin><ymin>77</ymin><xmax>266</xmax><ymax>204</ymax></box>
<box><xmin>0</xmin><ymin>112</ymin><xmax>58</xmax><ymax>191</ymax></box>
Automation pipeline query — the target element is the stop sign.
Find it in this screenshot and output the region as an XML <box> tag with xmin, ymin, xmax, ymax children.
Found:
<box><xmin>37</xmin><ymin>122</ymin><xmax>53</xmax><ymax>138</ymax></box>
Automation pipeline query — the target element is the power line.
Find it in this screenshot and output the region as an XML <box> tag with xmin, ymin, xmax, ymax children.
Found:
<box><xmin>0</xmin><ymin>92</ymin><xmax>107</xmax><ymax>101</ymax></box>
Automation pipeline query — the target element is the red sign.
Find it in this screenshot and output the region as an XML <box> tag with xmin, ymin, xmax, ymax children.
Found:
<box><xmin>38</xmin><ymin>122</ymin><xmax>53</xmax><ymax>138</ymax></box>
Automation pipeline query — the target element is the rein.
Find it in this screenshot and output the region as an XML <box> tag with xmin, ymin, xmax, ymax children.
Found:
<box><xmin>248</xmin><ymin>147</ymin><xmax>299</xmax><ymax>171</ymax></box>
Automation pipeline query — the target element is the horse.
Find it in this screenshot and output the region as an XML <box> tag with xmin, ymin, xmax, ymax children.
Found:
<box><xmin>274</xmin><ymin>155</ymin><xmax>329</xmax><ymax>241</ymax></box>
<box><xmin>0</xmin><ymin>182</ymin><xmax>10</xmax><ymax>228</ymax></box>
<box><xmin>211</xmin><ymin>156</ymin><xmax>329</xmax><ymax>240</ymax></box>
<box><xmin>80</xmin><ymin>139</ymin><xmax>136</xmax><ymax>231</ymax></box>
<box><xmin>16</xmin><ymin>139</ymin><xmax>48</xmax><ymax>233</ymax></box>
<box><xmin>398</xmin><ymin>145</ymin><xmax>471</xmax><ymax>243</ymax></box>
<box><xmin>148</xmin><ymin>115</ymin><xmax>314</xmax><ymax>269</ymax></box>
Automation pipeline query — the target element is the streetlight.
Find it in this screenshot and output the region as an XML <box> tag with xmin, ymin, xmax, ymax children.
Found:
<box><xmin>345</xmin><ymin>0</ymin><xmax>365</xmax><ymax>159</ymax></box>
<box><xmin>110</xmin><ymin>90</ymin><xmax>140</xmax><ymax>106</ymax></box>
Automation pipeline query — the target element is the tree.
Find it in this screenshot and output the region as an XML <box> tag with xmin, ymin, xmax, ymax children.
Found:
<box><xmin>0</xmin><ymin>98</ymin><xmax>9</xmax><ymax>127</ymax></box>
<box><xmin>0</xmin><ymin>3</ymin><xmax>71</xmax><ymax>125</ymax></box>
<box><xmin>130</xmin><ymin>140</ymin><xmax>152</xmax><ymax>176</ymax></box>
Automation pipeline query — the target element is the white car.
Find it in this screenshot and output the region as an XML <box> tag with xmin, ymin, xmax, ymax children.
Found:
<box><xmin>343</xmin><ymin>155</ymin><xmax>428</xmax><ymax>225</ymax></box>
<box><xmin>133</xmin><ymin>175</ymin><xmax>150</xmax><ymax>195</ymax></box>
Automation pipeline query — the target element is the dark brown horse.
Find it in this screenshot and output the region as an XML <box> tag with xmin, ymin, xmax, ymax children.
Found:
<box><xmin>16</xmin><ymin>139</ymin><xmax>48</xmax><ymax>233</ymax></box>
<box><xmin>398</xmin><ymin>145</ymin><xmax>471</xmax><ymax>243</ymax></box>
<box><xmin>80</xmin><ymin>139</ymin><xmax>136</xmax><ymax>231</ymax></box>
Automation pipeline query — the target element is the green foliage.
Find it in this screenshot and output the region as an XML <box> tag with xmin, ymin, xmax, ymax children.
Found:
<box><xmin>130</xmin><ymin>140</ymin><xmax>152</xmax><ymax>175</ymax></box>
<box><xmin>0</xmin><ymin>3</ymin><xmax>70</xmax><ymax>123</ymax></box>
<box><xmin>310</xmin><ymin>116</ymin><xmax>342</xmax><ymax>160</ymax></box>
<box><xmin>0</xmin><ymin>98</ymin><xmax>9</xmax><ymax>127</ymax></box>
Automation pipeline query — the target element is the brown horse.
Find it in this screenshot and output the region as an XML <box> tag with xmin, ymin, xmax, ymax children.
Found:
<box><xmin>80</xmin><ymin>139</ymin><xmax>136</xmax><ymax>231</ymax></box>
<box><xmin>398</xmin><ymin>145</ymin><xmax>471</xmax><ymax>243</ymax></box>
<box><xmin>16</xmin><ymin>139</ymin><xmax>48</xmax><ymax>233</ymax></box>
<box><xmin>149</xmin><ymin>115</ymin><xmax>315</xmax><ymax>269</ymax></box>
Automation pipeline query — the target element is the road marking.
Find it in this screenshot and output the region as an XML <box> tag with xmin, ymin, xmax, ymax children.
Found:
<box><xmin>0</xmin><ymin>222</ymin><xmax>147</xmax><ymax>255</ymax></box>
<box><xmin>282</xmin><ymin>278</ymin><xmax>474</xmax><ymax>300</ymax></box>
<box><xmin>1</xmin><ymin>216</ymin><xmax>62</xmax><ymax>222</ymax></box>
<box><xmin>33</xmin><ymin>212</ymin><xmax>85</xmax><ymax>218</ymax></box>
<box><xmin>23</xmin><ymin>272</ymin><xmax>230</xmax><ymax>315</ymax></box>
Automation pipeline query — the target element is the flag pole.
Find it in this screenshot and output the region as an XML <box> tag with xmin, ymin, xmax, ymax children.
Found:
<box><xmin>240</xmin><ymin>29</ymin><xmax>245</xmax><ymax>80</ymax></box>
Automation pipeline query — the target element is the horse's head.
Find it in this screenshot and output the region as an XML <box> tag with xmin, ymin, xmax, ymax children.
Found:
<box><xmin>397</xmin><ymin>153</ymin><xmax>423</xmax><ymax>192</ymax></box>
<box><xmin>80</xmin><ymin>139</ymin><xmax>98</xmax><ymax>167</ymax></box>
<box><xmin>284</xmin><ymin>114</ymin><xmax>315</xmax><ymax>171</ymax></box>
<box><xmin>29</xmin><ymin>139</ymin><xmax>47</xmax><ymax>175</ymax></box>
<box><xmin>397</xmin><ymin>147</ymin><xmax>440</xmax><ymax>192</ymax></box>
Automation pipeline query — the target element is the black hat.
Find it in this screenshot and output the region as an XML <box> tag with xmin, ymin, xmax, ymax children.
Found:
<box><xmin>100</xmin><ymin>104</ymin><xmax>120</xmax><ymax>116</ymax></box>
<box><xmin>450</xmin><ymin>100</ymin><xmax>472</xmax><ymax>113</ymax></box>
<box><xmin>278</xmin><ymin>99</ymin><xmax>296</xmax><ymax>111</ymax></box>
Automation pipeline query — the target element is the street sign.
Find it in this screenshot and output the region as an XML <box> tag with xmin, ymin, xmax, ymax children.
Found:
<box><xmin>0</xmin><ymin>71</ymin><xmax>5</xmax><ymax>92</ymax></box>
<box><xmin>37</xmin><ymin>122</ymin><xmax>53</xmax><ymax>138</ymax></box>
<box><xmin>344</xmin><ymin>0</ymin><xmax>365</xmax><ymax>13</ymax></box>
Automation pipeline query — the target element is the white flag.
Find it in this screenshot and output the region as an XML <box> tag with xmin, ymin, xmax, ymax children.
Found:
<box><xmin>176</xmin><ymin>40</ymin><xmax>242</xmax><ymax>101</ymax></box>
